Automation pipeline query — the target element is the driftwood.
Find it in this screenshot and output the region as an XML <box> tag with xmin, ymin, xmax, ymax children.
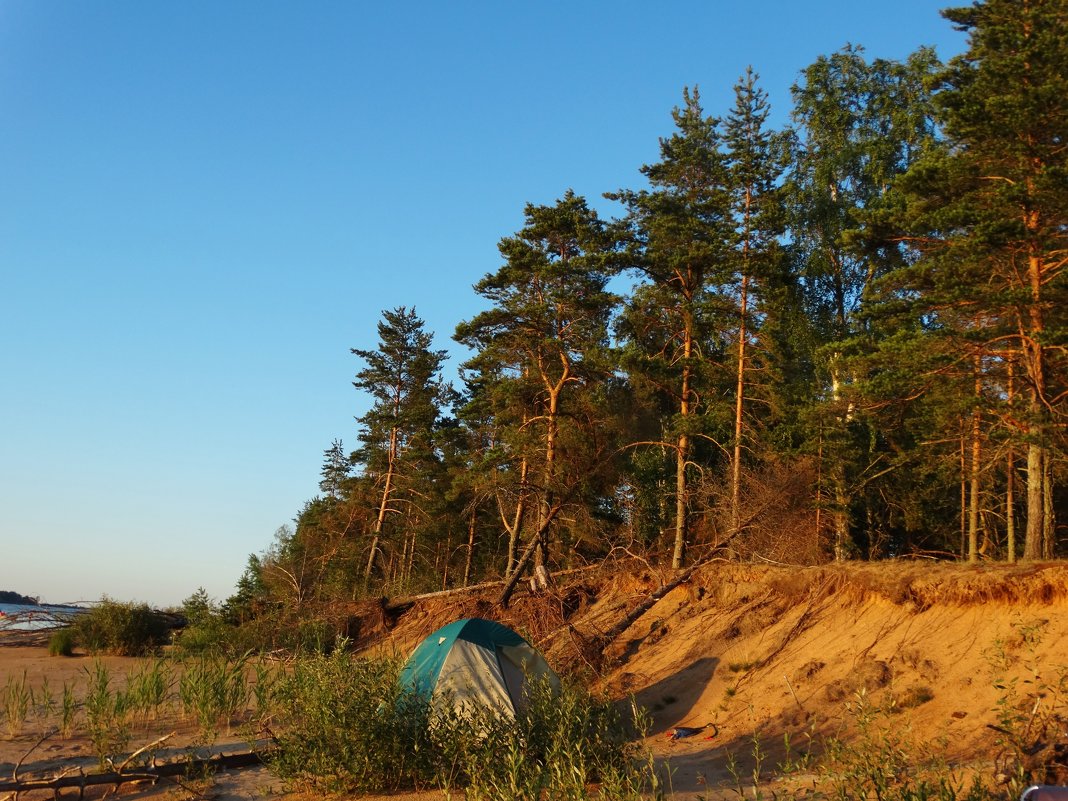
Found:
<box><xmin>382</xmin><ymin>561</ymin><xmax>606</xmax><ymax>616</ymax></box>
<box><xmin>591</xmin><ymin>509</ymin><xmax>768</xmax><ymax>647</ymax></box>
<box><xmin>0</xmin><ymin>750</ymin><xmax>265</xmax><ymax>795</ymax></box>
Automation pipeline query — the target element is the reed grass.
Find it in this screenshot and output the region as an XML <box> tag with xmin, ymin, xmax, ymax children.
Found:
<box><xmin>83</xmin><ymin>661</ymin><xmax>131</xmax><ymax>767</ymax></box>
<box><xmin>60</xmin><ymin>681</ymin><xmax>78</xmax><ymax>738</ymax></box>
<box><xmin>177</xmin><ymin>652</ymin><xmax>252</xmax><ymax>738</ymax></box>
<box><xmin>3</xmin><ymin>671</ymin><xmax>30</xmax><ymax>736</ymax></box>
<box><xmin>270</xmin><ymin>645</ymin><xmax>662</xmax><ymax>799</ymax></box>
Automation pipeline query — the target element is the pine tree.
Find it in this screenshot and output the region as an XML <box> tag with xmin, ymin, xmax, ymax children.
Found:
<box><xmin>319</xmin><ymin>439</ymin><xmax>351</xmax><ymax>498</ymax></box>
<box><xmin>788</xmin><ymin>46</ymin><xmax>940</xmax><ymax>559</ymax></box>
<box><xmin>882</xmin><ymin>0</ymin><xmax>1068</xmax><ymax>560</ymax></box>
<box><xmin>455</xmin><ymin>192</ymin><xmax>618</xmax><ymax>592</ymax></box>
<box><xmin>938</xmin><ymin>0</ymin><xmax>1067</xmax><ymax>560</ymax></box>
<box><xmin>723</xmin><ymin>68</ymin><xmax>790</xmax><ymax>531</ymax></box>
<box><xmin>610</xmin><ymin>88</ymin><xmax>734</xmax><ymax>568</ymax></box>
<box><xmin>352</xmin><ymin>307</ymin><xmax>452</xmax><ymax>585</ymax></box>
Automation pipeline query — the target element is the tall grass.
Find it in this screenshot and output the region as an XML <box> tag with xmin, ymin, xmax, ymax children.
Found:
<box><xmin>269</xmin><ymin>645</ymin><xmax>662</xmax><ymax>799</ymax></box>
<box><xmin>83</xmin><ymin>661</ymin><xmax>131</xmax><ymax>767</ymax></box>
<box><xmin>125</xmin><ymin>658</ymin><xmax>173</xmax><ymax>724</ymax></box>
<box><xmin>3</xmin><ymin>671</ymin><xmax>30</xmax><ymax>736</ymax></box>
<box><xmin>177</xmin><ymin>652</ymin><xmax>251</xmax><ymax>738</ymax></box>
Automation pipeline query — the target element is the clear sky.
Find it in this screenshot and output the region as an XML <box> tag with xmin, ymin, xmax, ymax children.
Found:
<box><xmin>0</xmin><ymin>1</ymin><xmax>967</xmax><ymax>608</ymax></box>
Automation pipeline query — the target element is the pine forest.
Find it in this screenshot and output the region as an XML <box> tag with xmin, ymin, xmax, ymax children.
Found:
<box><xmin>227</xmin><ymin>0</ymin><xmax>1067</xmax><ymax>623</ymax></box>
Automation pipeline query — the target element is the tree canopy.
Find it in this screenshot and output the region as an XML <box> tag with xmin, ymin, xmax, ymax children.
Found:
<box><xmin>230</xmin><ymin>0</ymin><xmax>1067</xmax><ymax>613</ymax></box>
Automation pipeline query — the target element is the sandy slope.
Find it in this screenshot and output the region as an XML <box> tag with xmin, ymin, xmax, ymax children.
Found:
<box><xmin>2</xmin><ymin>561</ymin><xmax>1066</xmax><ymax>799</ymax></box>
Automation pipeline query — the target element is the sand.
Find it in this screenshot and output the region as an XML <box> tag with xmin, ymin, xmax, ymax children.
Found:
<box><xmin>2</xmin><ymin>561</ymin><xmax>1067</xmax><ymax>799</ymax></box>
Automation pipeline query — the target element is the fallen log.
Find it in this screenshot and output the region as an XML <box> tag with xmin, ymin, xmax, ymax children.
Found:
<box><xmin>382</xmin><ymin>561</ymin><xmax>608</xmax><ymax>616</ymax></box>
<box><xmin>0</xmin><ymin>749</ymin><xmax>265</xmax><ymax>794</ymax></box>
<box><xmin>590</xmin><ymin>505</ymin><xmax>771</xmax><ymax>648</ymax></box>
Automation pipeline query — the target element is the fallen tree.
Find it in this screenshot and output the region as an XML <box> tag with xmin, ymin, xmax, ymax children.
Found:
<box><xmin>0</xmin><ymin>750</ymin><xmax>265</xmax><ymax>796</ymax></box>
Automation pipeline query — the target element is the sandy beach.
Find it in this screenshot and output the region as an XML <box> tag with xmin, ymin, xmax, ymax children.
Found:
<box><xmin>0</xmin><ymin>645</ymin><xmax>501</xmax><ymax>801</ymax></box>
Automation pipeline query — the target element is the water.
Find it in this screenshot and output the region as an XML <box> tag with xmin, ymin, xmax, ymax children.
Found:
<box><xmin>0</xmin><ymin>602</ymin><xmax>87</xmax><ymax>631</ymax></box>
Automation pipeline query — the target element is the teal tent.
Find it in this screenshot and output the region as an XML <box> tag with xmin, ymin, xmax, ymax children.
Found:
<box><xmin>399</xmin><ymin>618</ymin><xmax>559</xmax><ymax>719</ymax></box>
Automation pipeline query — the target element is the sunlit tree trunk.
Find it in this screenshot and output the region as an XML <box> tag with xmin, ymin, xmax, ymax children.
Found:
<box><xmin>673</xmin><ymin>313</ymin><xmax>694</xmax><ymax>569</ymax></box>
<box><xmin>967</xmin><ymin>357</ymin><xmax>982</xmax><ymax>563</ymax></box>
<box><xmin>365</xmin><ymin>425</ymin><xmax>398</xmax><ymax>581</ymax></box>
<box><xmin>731</xmin><ymin>271</ymin><xmax>749</xmax><ymax>532</ymax></box>
<box><xmin>533</xmin><ymin>365</ymin><xmax>566</xmax><ymax>590</ymax></box>
<box><xmin>463</xmin><ymin>509</ymin><xmax>476</xmax><ymax>586</ymax></box>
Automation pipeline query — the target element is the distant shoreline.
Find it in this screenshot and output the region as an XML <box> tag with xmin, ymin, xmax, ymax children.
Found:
<box><xmin>0</xmin><ymin>602</ymin><xmax>88</xmax><ymax>635</ymax></box>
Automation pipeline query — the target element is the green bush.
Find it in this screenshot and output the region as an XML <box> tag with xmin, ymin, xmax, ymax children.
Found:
<box><xmin>48</xmin><ymin>628</ymin><xmax>76</xmax><ymax>657</ymax></box>
<box><xmin>174</xmin><ymin>651</ymin><xmax>252</xmax><ymax>738</ymax></box>
<box><xmin>271</xmin><ymin>646</ymin><xmax>431</xmax><ymax>793</ymax></box>
<box><xmin>269</xmin><ymin>644</ymin><xmax>659</xmax><ymax>799</ymax></box>
<box><xmin>224</xmin><ymin>612</ymin><xmax>344</xmax><ymax>655</ymax></box>
<box><xmin>73</xmin><ymin>597</ymin><xmax>169</xmax><ymax>656</ymax></box>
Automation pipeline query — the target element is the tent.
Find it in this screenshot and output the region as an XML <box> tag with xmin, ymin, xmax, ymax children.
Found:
<box><xmin>399</xmin><ymin>617</ymin><xmax>559</xmax><ymax>719</ymax></box>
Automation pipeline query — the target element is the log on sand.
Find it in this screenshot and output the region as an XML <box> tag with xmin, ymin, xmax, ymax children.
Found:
<box><xmin>0</xmin><ymin>750</ymin><xmax>265</xmax><ymax>795</ymax></box>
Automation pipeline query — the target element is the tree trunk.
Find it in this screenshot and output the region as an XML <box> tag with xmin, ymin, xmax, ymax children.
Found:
<box><xmin>1024</xmin><ymin>440</ymin><xmax>1044</xmax><ymax>561</ymax></box>
<box><xmin>731</xmin><ymin>272</ymin><xmax>749</xmax><ymax>532</ymax></box>
<box><xmin>832</xmin><ymin>467</ymin><xmax>850</xmax><ymax>561</ymax></box>
<box><xmin>463</xmin><ymin>508</ymin><xmax>476</xmax><ymax>586</ymax></box>
<box><xmin>1006</xmin><ymin>359</ymin><xmax>1016</xmax><ymax>563</ymax></box>
<box><xmin>959</xmin><ymin>422</ymin><xmax>968</xmax><ymax>560</ymax></box>
<box><xmin>406</xmin><ymin>530</ymin><xmax>416</xmax><ymax>581</ymax></box>
<box><xmin>829</xmin><ymin>250</ymin><xmax>852</xmax><ymax>562</ymax></box>
<box><xmin>1006</xmin><ymin>449</ymin><xmax>1016</xmax><ymax>563</ymax></box>
<box><xmin>498</xmin><ymin>500</ymin><xmax>565</xmax><ymax>607</ymax></box>
<box><xmin>967</xmin><ymin>361</ymin><xmax>982</xmax><ymax>563</ymax></box>
<box><xmin>504</xmin><ymin>458</ymin><xmax>529</xmax><ymax>578</ymax></box>
<box><xmin>673</xmin><ymin>321</ymin><xmax>694</xmax><ymax>569</ymax></box>
<box><xmin>1022</xmin><ymin>236</ymin><xmax>1048</xmax><ymax>561</ymax></box>
<box><xmin>829</xmin><ymin>359</ymin><xmax>851</xmax><ymax>561</ymax></box>
<box><xmin>1043</xmin><ymin>449</ymin><xmax>1055</xmax><ymax>559</ymax></box>
<box><xmin>533</xmin><ymin>375</ymin><xmax>564</xmax><ymax>591</ymax></box>
<box><xmin>365</xmin><ymin>426</ymin><xmax>398</xmax><ymax>582</ymax></box>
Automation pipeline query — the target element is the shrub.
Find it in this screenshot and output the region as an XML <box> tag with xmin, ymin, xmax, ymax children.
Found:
<box><xmin>269</xmin><ymin>643</ymin><xmax>660</xmax><ymax>799</ymax></box>
<box><xmin>271</xmin><ymin>646</ymin><xmax>431</xmax><ymax>793</ymax></box>
<box><xmin>73</xmin><ymin>597</ymin><xmax>169</xmax><ymax>656</ymax></box>
<box><xmin>48</xmin><ymin>628</ymin><xmax>76</xmax><ymax>657</ymax></box>
<box><xmin>176</xmin><ymin>652</ymin><xmax>251</xmax><ymax>736</ymax></box>
<box><xmin>225</xmin><ymin>611</ymin><xmax>344</xmax><ymax>655</ymax></box>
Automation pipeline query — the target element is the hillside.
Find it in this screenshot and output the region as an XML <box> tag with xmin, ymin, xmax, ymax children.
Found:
<box><xmin>360</xmin><ymin>560</ymin><xmax>1068</xmax><ymax>797</ymax></box>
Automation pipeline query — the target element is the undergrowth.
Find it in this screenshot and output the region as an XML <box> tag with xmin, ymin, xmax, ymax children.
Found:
<box><xmin>269</xmin><ymin>642</ymin><xmax>664</xmax><ymax>799</ymax></box>
<box><xmin>72</xmin><ymin>597</ymin><xmax>169</xmax><ymax>656</ymax></box>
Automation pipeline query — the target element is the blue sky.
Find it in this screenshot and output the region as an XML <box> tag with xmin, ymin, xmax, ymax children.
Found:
<box><xmin>0</xmin><ymin>1</ymin><xmax>966</xmax><ymax>607</ymax></box>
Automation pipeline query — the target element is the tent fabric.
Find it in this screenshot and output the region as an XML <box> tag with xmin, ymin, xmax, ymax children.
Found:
<box><xmin>398</xmin><ymin>618</ymin><xmax>558</xmax><ymax>720</ymax></box>
<box><xmin>1022</xmin><ymin>788</ymin><xmax>1068</xmax><ymax>801</ymax></box>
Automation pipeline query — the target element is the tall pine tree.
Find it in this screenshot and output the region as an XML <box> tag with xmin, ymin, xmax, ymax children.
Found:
<box><xmin>611</xmin><ymin>88</ymin><xmax>734</xmax><ymax>568</ymax></box>
<box><xmin>886</xmin><ymin>0</ymin><xmax>1068</xmax><ymax>560</ymax></box>
<box><xmin>352</xmin><ymin>307</ymin><xmax>452</xmax><ymax>585</ymax></box>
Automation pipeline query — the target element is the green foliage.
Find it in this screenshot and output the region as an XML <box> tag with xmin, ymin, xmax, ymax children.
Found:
<box><xmin>269</xmin><ymin>646</ymin><xmax>659</xmax><ymax>799</ymax></box>
<box><xmin>271</xmin><ymin>647</ymin><xmax>431</xmax><ymax>793</ymax></box>
<box><xmin>73</xmin><ymin>597</ymin><xmax>169</xmax><ymax>656</ymax></box>
<box><xmin>223</xmin><ymin>608</ymin><xmax>344</xmax><ymax>655</ymax></box>
<box><xmin>819</xmin><ymin>690</ymin><xmax>992</xmax><ymax>801</ymax></box>
<box><xmin>173</xmin><ymin>587</ymin><xmax>238</xmax><ymax>655</ymax></box>
<box><xmin>233</xmin><ymin>0</ymin><xmax>1066</xmax><ymax>612</ymax></box>
<box><xmin>48</xmin><ymin>628</ymin><xmax>76</xmax><ymax>657</ymax></box>
<box><xmin>125</xmin><ymin>658</ymin><xmax>173</xmax><ymax>724</ymax></box>
<box><xmin>986</xmin><ymin>619</ymin><xmax>1068</xmax><ymax>795</ymax></box>
<box><xmin>82</xmin><ymin>661</ymin><xmax>131</xmax><ymax>767</ymax></box>
<box><xmin>223</xmin><ymin>554</ymin><xmax>270</xmax><ymax>624</ymax></box>
<box><xmin>454</xmin><ymin>191</ymin><xmax>622</xmax><ymax>581</ymax></box>
<box><xmin>60</xmin><ymin>681</ymin><xmax>77</xmax><ymax>738</ymax></box>
<box><xmin>177</xmin><ymin>652</ymin><xmax>251</xmax><ymax>737</ymax></box>
<box><xmin>2</xmin><ymin>671</ymin><xmax>30</xmax><ymax>735</ymax></box>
